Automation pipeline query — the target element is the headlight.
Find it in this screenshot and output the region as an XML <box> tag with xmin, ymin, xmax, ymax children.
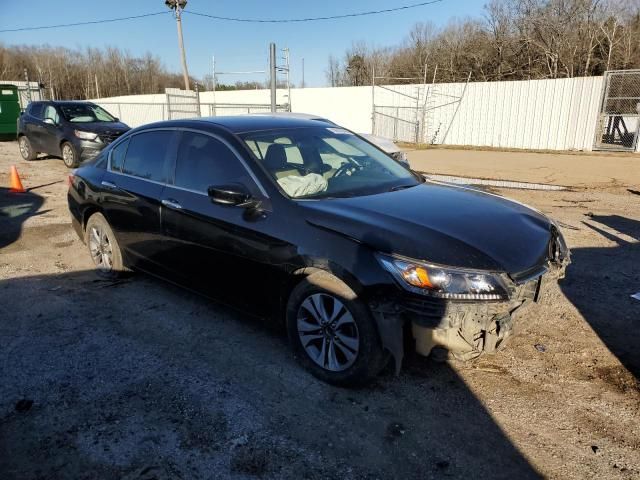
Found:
<box><xmin>74</xmin><ymin>130</ymin><xmax>98</xmax><ymax>141</ymax></box>
<box><xmin>376</xmin><ymin>253</ymin><xmax>509</xmax><ymax>300</ymax></box>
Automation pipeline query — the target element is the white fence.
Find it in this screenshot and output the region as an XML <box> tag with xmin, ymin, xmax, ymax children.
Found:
<box><xmin>93</xmin><ymin>76</ymin><xmax>638</xmax><ymax>153</ymax></box>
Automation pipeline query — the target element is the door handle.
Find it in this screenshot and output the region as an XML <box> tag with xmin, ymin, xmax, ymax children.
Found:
<box><xmin>161</xmin><ymin>198</ymin><xmax>182</xmax><ymax>210</ymax></box>
<box><xmin>101</xmin><ymin>180</ymin><xmax>117</xmax><ymax>189</ymax></box>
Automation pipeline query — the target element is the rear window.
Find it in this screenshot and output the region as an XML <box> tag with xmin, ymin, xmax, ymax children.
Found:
<box><xmin>28</xmin><ymin>103</ymin><xmax>44</xmax><ymax>118</ymax></box>
<box><xmin>121</xmin><ymin>131</ymin><xmax>173</xmax><ymax>182</ymax></box>
<box><xmin>109</xmin><ymin>138</ymin><xmax>129</xmax><ymax>172</ymax></box>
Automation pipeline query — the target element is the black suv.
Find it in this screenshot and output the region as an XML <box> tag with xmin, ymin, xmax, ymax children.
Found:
<box><xmin>18</xmin><ymin>101</ymin><xmax>129</xmax><ymax>167</ymax></box>
<box><xmin>68</xmin><ymin>116</ymin><xmax>570</xmax><ymax>385</ymax></box>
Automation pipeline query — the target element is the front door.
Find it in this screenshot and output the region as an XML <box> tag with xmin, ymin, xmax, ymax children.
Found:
<box><xmin>160</xmin><ymin>130</ymin><xmax>288</xmax><ymax>314</ymax></box>
<box><xmin>41</xmin><ymin>104</ymin><xmax>62</xmax><ymax>155</ymax></box>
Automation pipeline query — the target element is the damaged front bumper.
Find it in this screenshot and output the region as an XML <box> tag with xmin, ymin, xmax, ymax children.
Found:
<box><xmin>370</xmin><ymin>259</ymin><xmax>569</xmax><ymax>372</ymax></box>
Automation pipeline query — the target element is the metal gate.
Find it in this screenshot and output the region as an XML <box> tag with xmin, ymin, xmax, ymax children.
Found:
<box><xmin>166</xmin><ymin>87</ymin><xmax>200</xmax><ymax>120</ymax></box>
<box><xmin>593</xmin><ymin>70</ymin><xmax>640</xmax><ymax>151</ymax></box>
<box><xmin>371</xmin><ymin>67</ymin><xmax>470</xmax><ymax>144</ymax></box>
<box><xmin>372</xmin><ymin>70</ymin><xmax>426</xmax><ymax>143</ymax></box>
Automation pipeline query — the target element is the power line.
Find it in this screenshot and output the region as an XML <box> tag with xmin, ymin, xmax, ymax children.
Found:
<box><xmin>0</xmin><ymin>11</ymin><xmax>168</xmax><ymax>33</ymax></box>
<box><xmin>0</xmin><ymin>1</ymin><xmax>444</xmax><ymax>34</ymax></box>
<box><xmin>187</xmin><ymin>1</ymin><xmax>443</xmax><ymax>23</ymax></box>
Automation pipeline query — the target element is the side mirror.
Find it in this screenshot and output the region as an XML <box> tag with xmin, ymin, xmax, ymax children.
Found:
<box><xmin>44</xmin><ymin>118</ymin><xmax>56</xmax><ymax>125</ymax></box>
<box><xmin>208</xmin><ymin>183</ymin><xmax>258</xmax><ymax>208</ymax></box>
<box><xmin>114</xmin><ymin>118</ymin><xmax>120</xmax><ymax>122</ymax></box>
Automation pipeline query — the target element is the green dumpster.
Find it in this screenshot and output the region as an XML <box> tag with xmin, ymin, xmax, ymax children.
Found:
<box><xmin>0</xmin><ymin>84</ymin><xmax>21</xmax><ymax>136</ymax></box>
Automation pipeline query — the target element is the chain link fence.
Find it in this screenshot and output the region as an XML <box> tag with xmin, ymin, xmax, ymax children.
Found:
<box><xmin>594</xmin><ymin>70</ymin><xmax>640</xmax><ymax>151</ymax></box>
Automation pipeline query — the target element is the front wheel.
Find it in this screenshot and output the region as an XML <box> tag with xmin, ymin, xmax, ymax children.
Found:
<box><xmin>286</xmin><ymin>272</ymin><xmax>386</xmax><ymax>386</ymax></box>
<box><xmin>84</xmin><ymin>213</ymin><xmax>126</xmax><ymax>279</ymax></box>
<box><xmin>61</xmin><ymin>142</ymin><xmax>79</xmax><ymax>168</ymax></box>
<box><xmin>18</xmin><ymin>136</ymin><xmax>37</xmax><ymax>161</ymax></box>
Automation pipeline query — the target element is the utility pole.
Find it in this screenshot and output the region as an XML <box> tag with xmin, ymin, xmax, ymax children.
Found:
<box><xmin>269</xmin><ymin>42</ymin><xmax>276</xmax><ymax>113</ymax></box>
<box><xmin>281</xmin><ymin>47</ymin><xmax>291</xmax><ymax>112</ymax></box>
<box><xmin>166</xmin><ymin>0</ymin><xmax>190</xmax><ymax>91</ymax></box>
<box><xmin>301</xmin><ymin>58</ymin><xmax>305</xmax><ymax>88</ymax></box>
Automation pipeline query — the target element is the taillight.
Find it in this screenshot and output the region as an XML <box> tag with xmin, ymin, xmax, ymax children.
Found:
<box><xmin>67</xmin><ymin>174</ymin><xmax>75</xmax><ymax>188</ymax></box>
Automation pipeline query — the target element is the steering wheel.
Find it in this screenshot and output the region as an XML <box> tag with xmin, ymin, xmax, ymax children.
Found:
<box><xmin>333</xmin><ymin>162</ymin><xmax>359</xmax><ymax>178</ymax></box>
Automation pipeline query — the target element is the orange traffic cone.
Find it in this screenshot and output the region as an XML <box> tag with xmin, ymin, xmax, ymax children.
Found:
<box><xmin>9</xmin><ymin>165</ymin><xmax>26</xmax><ymax>193</ymax></box>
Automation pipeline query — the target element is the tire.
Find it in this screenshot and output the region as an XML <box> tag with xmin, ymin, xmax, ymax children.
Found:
<box><xmin>18</xmin><ymin>135</ymin><xmax>37</xmax><ymax>161</ymax></box>
<box><xmin>286</xmin><ymin>271</ymin><xmax>385</xmax><ymax>387</ymax></box>
<box><xmin>61</xmin><ymin>141</ymin><xmax>79</xmax><ymax>168</ymax></box>
<box><xmin>84</xmin><ymin>213</ymin><xmax>126</xmax><ymax>279</ymax></box>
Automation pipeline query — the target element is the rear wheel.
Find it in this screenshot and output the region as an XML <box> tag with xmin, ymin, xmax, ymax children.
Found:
<box><xmin>18</xmin><ymin>136</ymin><xmax>37</xmax><ymax>161</ymax></box>
<box><xmin>61</xmin><ymin>142</ymin><xmax>79</xmax><ymax>168</ymax></box>
<box><xmin>84</xmin><ymin>213</ymin><xmax>125</xmax><ymax>279</ymax></box>
<box><xmin>286</xmin><ymin>272</ymin><xmax>385</xmax><ymax>386</ymax></box>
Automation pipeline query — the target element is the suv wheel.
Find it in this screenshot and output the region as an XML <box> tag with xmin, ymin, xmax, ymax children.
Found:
<box><xmin>85</xmin><ymin>213</ymin><xmax>126</xmax><ymax>279</ymax></box>
<box><xmin>61</xmin><ymin>142</ymin><xmax>79</xmax><ymax>168</ymax></box>
<box><xmin>286</xmin><ymin>271</ymin><xmax>386</xmax><ymax>386</ymax></box>
<box><xmin>18</xmin><ymin>136</ymin><xmax>37</xmax><ymax>161</ymax></box>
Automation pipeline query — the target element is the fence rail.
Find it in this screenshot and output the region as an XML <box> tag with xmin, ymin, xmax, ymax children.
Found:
<box><xmin>95</xmin><ymin>101</ymin><xmax>289</xmax><ymax>127</ymax></box>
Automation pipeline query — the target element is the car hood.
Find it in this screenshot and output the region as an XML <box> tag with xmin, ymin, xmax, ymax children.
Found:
<box><xmin>300</xmin><ymin>181</ymin><xmax>553</xmax><ymax>275</ymax></box>
<box><xmin>68</xmin><ymin>121</ymin><xmax>129</xmax><ymax>133</ymax></box>
<box><xmin>359</xmin><ymin>133</ymin><xmax>401</xmax><ymax>153</ymax></box>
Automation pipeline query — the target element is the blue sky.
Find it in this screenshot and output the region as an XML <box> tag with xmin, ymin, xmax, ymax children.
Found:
<box><xmin>0</xmin><ymin>1</ymin><xmax>486</xmax><ymax>87</ymax></box>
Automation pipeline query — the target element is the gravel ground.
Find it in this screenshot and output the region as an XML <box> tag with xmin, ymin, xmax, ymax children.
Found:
<box><xmin>0</xmin><ymin>140</ymin><xmax>639</xmax><ymax>479</ymax></box>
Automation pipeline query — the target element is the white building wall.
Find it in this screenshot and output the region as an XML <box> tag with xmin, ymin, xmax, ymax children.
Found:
<box><xmin>94</xmin><ymin>76</ymin><xmax>608</xmax><ymax>152</ymax></box>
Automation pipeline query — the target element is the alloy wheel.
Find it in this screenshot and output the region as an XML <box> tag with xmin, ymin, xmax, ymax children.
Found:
<box><xmin>19</xmin><ymin>137</ymin><xmax>29</xmax><ymax>159</ymax></box>
<box><xmin>62</xmin><ymin>144</ymin><xmax>74</xmax><ymax>167</ymax></box>
<box><xmin>297</xmin><ymin>293</ymin><xmax>360</xmax><ymax>372</ymax></box>
<box><xmin>88</xmin><ymin>225</ymin><xmax>113</xmax><ymax>271</ymax></box>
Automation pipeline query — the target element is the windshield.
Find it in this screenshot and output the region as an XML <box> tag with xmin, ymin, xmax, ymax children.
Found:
<box><xmin>59</xmin><ymin>104</ymin><xmax>116</xmax><ymax>123</ymax></box>
<box><xmin>240</xmin><ymin>127</ymin><xmax>421</xmax><ymax>199</ymax></box>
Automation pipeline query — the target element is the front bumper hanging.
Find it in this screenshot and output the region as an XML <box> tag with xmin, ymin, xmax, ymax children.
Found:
<box><xmin>370</xmin><ymin>259</ymin><xmax>569</xmax><ymax>372</ymax></box>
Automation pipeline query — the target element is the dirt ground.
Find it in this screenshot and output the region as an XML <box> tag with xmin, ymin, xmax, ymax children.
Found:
<box><xmin>0</xmin><ymin>140</ymin><xmax>639</xmax><ymax>480</ymax></box>
<box><xmin>407</xmin><ymin>147</ymin><xmax>640</xmax><ymax>188</ymax></box>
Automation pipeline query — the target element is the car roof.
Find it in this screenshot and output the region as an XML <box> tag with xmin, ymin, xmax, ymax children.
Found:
<box><xmin>52</xmin><ymin>100</ymin><xmax>97</xmax><ymax>106</ymax></box>
<box><xmin>190</xmin><ymin>115</ymin><xmax>334</xmax><ymax>133</ymax></box>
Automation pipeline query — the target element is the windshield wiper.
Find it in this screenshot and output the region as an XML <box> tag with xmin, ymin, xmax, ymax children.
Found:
<box><xmin>390</xmin><ymin>184</ymin><xmax>417</xmax><ymax>192</ymax></box>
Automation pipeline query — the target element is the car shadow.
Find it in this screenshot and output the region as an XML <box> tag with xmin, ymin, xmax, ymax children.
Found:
<box><xmin>0</xmin><ymin>268</ymin><xmax>541</xmax><ymax>479</ymax></box>
<box><xmin>560</xmin><ymin>215</ymin><xmax>640</xmax><ymax>379</ymax></box>
<box><xmin>0</xmin><ymin>187</ymin><xmax>45</xmax><ymax>249</ymax></box>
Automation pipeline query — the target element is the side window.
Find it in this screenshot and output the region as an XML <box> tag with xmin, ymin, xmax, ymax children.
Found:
<box><xmin>43</xmin><ymin>105</ymin><xmax>60</xmax><ymax>124</ymax></box>
<box><xmin>174</xmin><ymin>132</ymin><xmax>248</xmax><ymax>192</ymax></box>
<box><xmin>110</xmin><ymin>138</ymin><xmax>129</xmax><ymax>172</ymax></box>
<box><xmin>29</xmin><ymin>103</ymin><xmax>44</xmax><ymax>119</ymax></box>
<box><xmin>121</xmin><ymin>131</ymin><xmax>172</xmax><ymax>182</ymax></box>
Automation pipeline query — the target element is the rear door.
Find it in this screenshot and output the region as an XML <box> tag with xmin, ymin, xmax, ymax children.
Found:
<box><xmin>23</xmin><ymin>102</ymin><xmax>45</xmax><ymax>150</ymax></box>
<box><xmin>100</xmin><ymin>129</ymin><xmax>178</xmax><ymax>272</ymax></box>
<box><xmin>160</xmin><ymin>129</ymin><xmax>286</xmax><ymax>313</ymax></box>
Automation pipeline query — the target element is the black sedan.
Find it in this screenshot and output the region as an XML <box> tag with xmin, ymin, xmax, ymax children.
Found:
<box><xmin>18</xmin><ymin>101</ymin><xmax>129</xmax><ymax>167</ymax></box>
<box><xmin>67</xmin><ymin>115</ymin><xmax>570</xmax><ymax>385</ymax></box>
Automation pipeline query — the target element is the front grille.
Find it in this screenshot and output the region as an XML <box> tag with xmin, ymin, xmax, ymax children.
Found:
<box><xmin>98</xmin><ymin>131</ymin><xmax>124</xmax><ymax>144</ymax></box>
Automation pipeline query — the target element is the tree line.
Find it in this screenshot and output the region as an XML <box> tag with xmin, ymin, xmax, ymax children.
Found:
<box><xmin>326</xmin><ymin>0</ymin><xmax>640</xmax><ymax>86</ymax></box>
<box><xmin>0</xmin><ymin>43</ymin><xmax>289</xmax><ymax>99</ymax></box>
<box><xmin>0</xmin><ymin>44</ymin><xmax>197</xmax><ymax>99</ymax></box>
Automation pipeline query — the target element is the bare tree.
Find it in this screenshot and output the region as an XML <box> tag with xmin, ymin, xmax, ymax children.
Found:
<box><xmin>325</xmin><ymin>0</ymin><xmax>640</xmax><ymax>86</ymax></box>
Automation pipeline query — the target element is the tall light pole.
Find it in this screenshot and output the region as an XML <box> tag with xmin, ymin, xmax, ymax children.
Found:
<box><xmin>165</xmin><ymin>0</ymin><xmax>191</xmax><ymax>91</ymax></box>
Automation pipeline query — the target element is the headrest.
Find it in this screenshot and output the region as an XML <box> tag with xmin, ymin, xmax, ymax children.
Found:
<box><xmin>264</xmin><ymin>143</ymin><xmax>288</xmax><ymax>171</ymax></box>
